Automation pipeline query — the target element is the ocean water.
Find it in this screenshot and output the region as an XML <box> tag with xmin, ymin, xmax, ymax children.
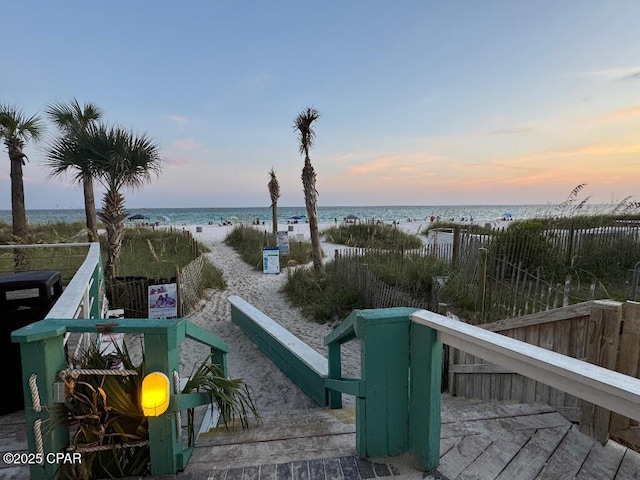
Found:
<box><xmin>0</xmin><ymin>204</ymin><xmax>560</xmax><ymax>227</ymax></box>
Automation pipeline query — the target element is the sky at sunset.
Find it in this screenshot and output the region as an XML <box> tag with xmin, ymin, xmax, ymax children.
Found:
<box><xmin>1</xmin><ymin>1</ymin><xmax>639</xmax><ymax>210</ymax></box>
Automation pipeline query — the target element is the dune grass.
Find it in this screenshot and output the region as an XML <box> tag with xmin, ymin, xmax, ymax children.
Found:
<box><xmin>282</xmin><ymin>263</ymin><xmax>364</xmax><ymax>323</ymax></box>
<box><xmin>323</xmin><ymin>223</ymin><xmax>423</xmax><ymax>249</ymax></box>
<box><xmin>224</xmin><ymin>225</ymin><xmax>313</xmax><ymax>271</ymax></box>
<box><xmin>0</xmin><ymin>222</ymin><xmax>225</xmax><ymax>291</ymax></box>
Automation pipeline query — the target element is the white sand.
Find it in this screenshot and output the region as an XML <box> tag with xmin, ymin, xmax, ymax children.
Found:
<box><xmin>170</xmin><ymin>220</ymin><xmax>446</xmax><ymax>414</ymax></box>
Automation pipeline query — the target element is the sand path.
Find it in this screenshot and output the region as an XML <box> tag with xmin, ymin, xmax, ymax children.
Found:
<box><xmin>178</xmin><ymin>230</ymin><xmax>359</xmax><ymax>414</ymax></box>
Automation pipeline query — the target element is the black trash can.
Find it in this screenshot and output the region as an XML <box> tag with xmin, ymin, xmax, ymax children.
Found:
<box><xmin>0</xmin><ymin>270</ymin><xmax>62</xmax><ymax>415</ymax></box>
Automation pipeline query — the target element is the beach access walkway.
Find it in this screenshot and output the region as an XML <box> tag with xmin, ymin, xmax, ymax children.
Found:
<box><xmin>3</xmin><ymin>394</ymin><xmax>640</xmax><ymax>479</ymax></box>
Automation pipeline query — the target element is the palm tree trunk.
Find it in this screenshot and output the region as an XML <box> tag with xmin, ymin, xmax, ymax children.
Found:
<box><xmin>272</xmin><ymin>204</ymin><xmax>278</xmax><ymax>236</ymax></box>
<box><xmin>8</xmin><ymin>147</ymin><xmax>28</xmax><ymax>270</ymax></box>
<box><xmin>83</xmin><ymin>175</ymin><xmax>99</xmax><ymax>242</ymax></box>
<box><xmin>302</xmin><ymin>157</ymin><xmax>323</xmax><ymax>271</ymax></box>
<box><xmin>98</xmin><ymin>188</ymin><xmax>128</xmax><ymax>278</ymax></box>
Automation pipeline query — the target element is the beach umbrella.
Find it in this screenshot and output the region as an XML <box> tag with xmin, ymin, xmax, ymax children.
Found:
<box><xmin>344</xmin><ymin>214</ymin><xmax>358</xmax><ymax>221</ymax></box>
<box><xmin>128</xmin><ymin>213</ymin><xmax>148</xmax><ymax>220</ymax></box>
<box><xmin>156</xmin><ymin>215</ymin><xmax>171</xmax><ymax>222</ymax></box>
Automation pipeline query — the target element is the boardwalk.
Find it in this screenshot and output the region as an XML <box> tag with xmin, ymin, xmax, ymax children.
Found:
<box><xmin>2</xmin><ymin>396</ymin><xmax>640</xmax><ymax>479</ymax></box>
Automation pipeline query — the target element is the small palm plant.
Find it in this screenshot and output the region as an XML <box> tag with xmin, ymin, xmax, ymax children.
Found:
<box><xmin>57</xmin><ymin>342</ymin><xmax>258</xmax><ymax>479</ymax></box>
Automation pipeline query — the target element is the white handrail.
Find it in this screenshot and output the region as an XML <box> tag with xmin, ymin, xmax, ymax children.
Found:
<box><xmin>46</xmin><ymin>243</ymin><xmax>101</xmax><ymax>319</ymax></box>
<box><xmin>410</xmin><ymin>306</ymin><xmax>640</xmax><ymax>421</ymax></box>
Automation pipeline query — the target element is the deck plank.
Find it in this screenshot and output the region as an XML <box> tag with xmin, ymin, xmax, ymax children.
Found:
<box><xmin>458</xmin><ymin>429</ymin><xmax>534</xmax><ymax>480</ymax></box>
<box><xmin>536</xmin><ymin>425</ymin><xmax>595</xmax><ymax>480</ymax></box>
<box><xmin>495</xmin><ymin>425</ymin><xmax>570</xmax><ymax>480</ymax></box>
<box><xmin>615</xmin><ymin>448</ymin><xmax>640</xmax><ymax>479</ymax></box>
<box><xmin>576</xmin><ymin>439</ymin><xmax>626</xmax><ymax>479</ymax></box>
<box><xmin>438</xmin><ymin>434</ymin><xmax>494</xmax><ymax>479</ymax></box>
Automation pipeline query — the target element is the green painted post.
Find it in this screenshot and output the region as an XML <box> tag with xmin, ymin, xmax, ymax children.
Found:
<box><xmin>409</xmin><ymin>322</ymin><xmax>442</xmax><ymax>471</ymax></box>
<box><xmin>356</xmin><ymin>308</ymin><xmax>415</xmax><ymax>458</ymax></box>
<box><xmin>14</xmin><ymin>328</ymin><xmax>68</xmax><ymax>480</ymax></box>
<box><xmin>145</xmin><ymin>324</ymin><xmax>182</xmax><ymax>475</ymax></box>
<box><xmin>327</xmin><ymin>342</ymin><xmax>342</xmax><ymax>409</ymax></box>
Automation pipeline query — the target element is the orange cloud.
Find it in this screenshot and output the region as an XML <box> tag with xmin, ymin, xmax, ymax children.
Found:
<box><xmin>604</xmin><ymin>105</ymin><xmax>640</xmax><ymax>123</ymax></box>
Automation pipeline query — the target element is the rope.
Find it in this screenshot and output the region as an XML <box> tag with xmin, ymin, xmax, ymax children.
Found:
<box><xmin>59</xmin><ymin>369</ymin><xmax>138</xmax><ymax>379</ymax></box>
<box><xmin>173</xmin><ymin>370</ymin><xmax>182</xmax><ymax>438</ymax></box>
<box><xmin>29</xmin><ymin>374</ymin><xmax>42</xmax><ymax>413</ymax></box>
<box><xmin>67</xmin><ymin>440</ymin><xmax>149</xmax><ymax>454</ymax></box>
<box><xmin>34</xmin><ymin>419</ymin><xmax>44</xmax><ymax>457</ymax></box>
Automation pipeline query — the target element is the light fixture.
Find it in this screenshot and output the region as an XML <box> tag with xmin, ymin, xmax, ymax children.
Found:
<box><xmin>141</xmin><ymin>372</ymin><xmax>170</xmax><ymax>416</ymax></box>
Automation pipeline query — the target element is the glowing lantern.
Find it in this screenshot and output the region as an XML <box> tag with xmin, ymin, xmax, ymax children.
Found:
<box><xmin>141</xmin><ymin>372</ymin><xmax>170</xmax><ymax>416</ymax></box>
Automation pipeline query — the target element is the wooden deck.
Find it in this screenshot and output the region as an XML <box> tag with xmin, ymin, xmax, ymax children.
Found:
<box><xmin>2</xmin><ymin>396</ymin><xmax>640</xmax><ymax>479</ymax></box>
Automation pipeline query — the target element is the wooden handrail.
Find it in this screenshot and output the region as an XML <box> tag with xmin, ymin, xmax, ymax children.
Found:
<box><xmin>411</xmin><ymin>302</ymin><xmax>640</xmax><ymax>421</ymax></box>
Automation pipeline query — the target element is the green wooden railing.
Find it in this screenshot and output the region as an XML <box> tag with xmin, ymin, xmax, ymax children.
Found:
<box><xmin>324</xmin><ymin>308</ymin><xmax>442</xmax><ymax>471</ymax></box>
<box><xmin>9</xmin><ymin>243</ymin><xmax>228</xmax><ymax>479</ymax></box>
<box><xmin>12</xmin><ymin>318</ymin><xmax>227</xmax><ymax>479</ymax></box>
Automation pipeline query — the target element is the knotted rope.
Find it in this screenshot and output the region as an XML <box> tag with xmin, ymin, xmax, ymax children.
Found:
<box><xmin>173</xmin><ymin>370</ymin><xmax>182</xmax><ymax>438</ymax></box>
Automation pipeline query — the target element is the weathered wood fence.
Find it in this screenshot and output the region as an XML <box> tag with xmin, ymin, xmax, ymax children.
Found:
<box><xmin>446</xmin><ymin>299</ymin><xmax>640</xmax><ymax>444</ymax></box>
<box><xmin>334</xmin><ymin>249</ymin><xmax>432</xmax><ymax>310</ymax></box>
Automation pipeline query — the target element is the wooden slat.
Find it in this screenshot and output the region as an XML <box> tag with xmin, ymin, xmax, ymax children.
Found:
<box><xmin>495</xmin><ymin>425</ymin><xmax>570</xmax><ymax>480</ymax></box>
<box><xmin>615</xmin><ymin>449</ymin><xmax>640</xmax><ymax>479</ymax></box>
<box><xmin>480</xmin><ymin>301</ymin><xmax>596</xmax><ymax>333</ymax></box>
<box><xmin>581</xmin><ymin>302</ymin><xmax>623</xmax><ymax>443</ymax></box>
<box><xmin>537</xmin><ymin>425</ymin><xmax>595</xmax><ymax>479</ymax></box>
<box><xmin>438</xmin><ymin>434</ymin><xmax>493</xmax><ymax>479</ymax></box>
<box><xmin>610</xmin><ymin>301</ymin><xmax>640</xmax><ymax>433</ymax></box>
<box><xmin>576</xmin><ymin>439</ymin><xmax>626</xmax><ymax>479</ymax></box>
<box><xmin>460</xmin><ymin>429</ymin><xmax>534</xmax><ymax>480</ymax></box>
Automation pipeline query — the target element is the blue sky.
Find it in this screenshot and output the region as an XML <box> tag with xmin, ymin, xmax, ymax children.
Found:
<box><xmin>1</xmin><ymin>1</ymin><xmax>639</xmax><ymax>209</ymax></box>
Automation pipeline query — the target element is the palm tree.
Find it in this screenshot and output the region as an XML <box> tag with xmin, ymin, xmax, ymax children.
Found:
<box><xmin>48</xmin><ymin>124</ymin><xmax>161</xmax><ymax>277</ymax></box>
<box><xmin>0</xmin><ymin>105</ymin><xmax>44</xmax><ymax>243</ymax></box>
<box><xmin>45</xmin><ymin>99</ymin><xmax>104</xmax><ymax>242</ymax></box>
<box><xmin>268</xmin><ymin>168</ymin><xmax>280</xmax><ymax>235</ymax></box>
<box><xmin>294</xmin><ymin>107</ymin><xmax>322</xmax><ymax>271</ymax></box>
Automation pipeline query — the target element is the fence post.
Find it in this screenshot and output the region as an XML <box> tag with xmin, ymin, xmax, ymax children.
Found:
<box><xmin>580</xmin><ymin>300</ymin><xmax>623</xmax><ymax>443</ymax></box>
<box><xmin>475</xmin><ymin>248</ymin><xmax>488</xmax><ymax>323</ymax></box>
<box><xmin>175</xmin><ymin>265</ymin><xmax>182</xmax><ymax>318</ymax></box>
<box><xmin>452</xmin><ymin>226</ymin><xmax>460</xmax><ymax>267</ymax></box>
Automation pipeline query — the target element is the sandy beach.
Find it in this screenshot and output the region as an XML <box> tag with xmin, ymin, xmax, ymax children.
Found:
<box><xmin>171</xmin><ymin>220</ymin><xmax>445</xmax><ymax>414</ymax></box>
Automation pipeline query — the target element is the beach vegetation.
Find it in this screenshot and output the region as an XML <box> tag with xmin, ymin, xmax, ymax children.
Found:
<box><xmin>45</xmin><ymin>98</ymin><xmax>104</xmax><ymax>242</ymax></box>
<box><xmin>48</xmin><ymin>124</ymin><xmax>162</xmax><ymax>278</ymax></box>
<box><xmin>225</xmin><ymin>225</ymin><xmax>313</xmax><ymax>271</ymax></box>
<box><xmin>323</xmin><ymin>223</ymin><xmax>423</xmax><ymax>249</ymax></box>
<box><xmin>0</xmin><ymin>104</ymin><xmax>45</xmax><ymax>251</ymax></box>
<box><xmin>0</xmin><ymin>221</ymin><xmax>225</xmax><ymax>291</ymax></box>
<box><xmin>356</xmin><ymin>250</ymin><xmax>449</xmax><ymax>300</ymax></box>
<box><xmin>268</xmin><ymin>168</ymin><xmax>280</xmax><ymax>236</ymax></box>
<box><xmin>282</xmin><ymin>263</ymin><xmax>364</xmax><ymax>323</ymax></box>
<box><xmin>294</xmin><ymin>107</ymin><xmax>323</xmax><ymax>272</ymax></box>
<box><xmin>114</xmin><ymin>227</ymin><xmax>225</xmax><ymax>290</ymax></box>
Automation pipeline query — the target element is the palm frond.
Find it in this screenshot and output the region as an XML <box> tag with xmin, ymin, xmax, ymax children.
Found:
<box><xmin>293</xmin><ymin>107</ymin><xmax>320</xmax><ymax>157</ymax></box>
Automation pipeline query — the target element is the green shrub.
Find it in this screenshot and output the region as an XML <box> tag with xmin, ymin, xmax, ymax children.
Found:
<box><xmin>282</xmin><ymin>264</ymin><xmax>363</xmax><ymax>323</ymax></box>
<box><xmin>225</xmin><ymin>225</ymin><xmax>313</xmax><ymax>271</ymax></box>
<box><xmin>323</xmin><ymin>223</ymin><xmax>422</xmax><ymax>249</ymax></box>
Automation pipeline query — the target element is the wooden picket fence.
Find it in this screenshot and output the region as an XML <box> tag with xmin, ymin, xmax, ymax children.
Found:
<box><xmin>333</xmin><ymin>249</ymin><xmax>432</xmax><ymax>310</ymax></box>
<box><xmin>446</xmin><ymin>300</ymin><xmax>640</xmax><ymax>445</ymax></box>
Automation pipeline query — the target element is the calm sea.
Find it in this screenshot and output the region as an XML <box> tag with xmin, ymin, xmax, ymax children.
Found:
<box><xmin>0</xmin><ymin>205</ymin><xmax>565</xmax><ymax>227</ymax></box>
